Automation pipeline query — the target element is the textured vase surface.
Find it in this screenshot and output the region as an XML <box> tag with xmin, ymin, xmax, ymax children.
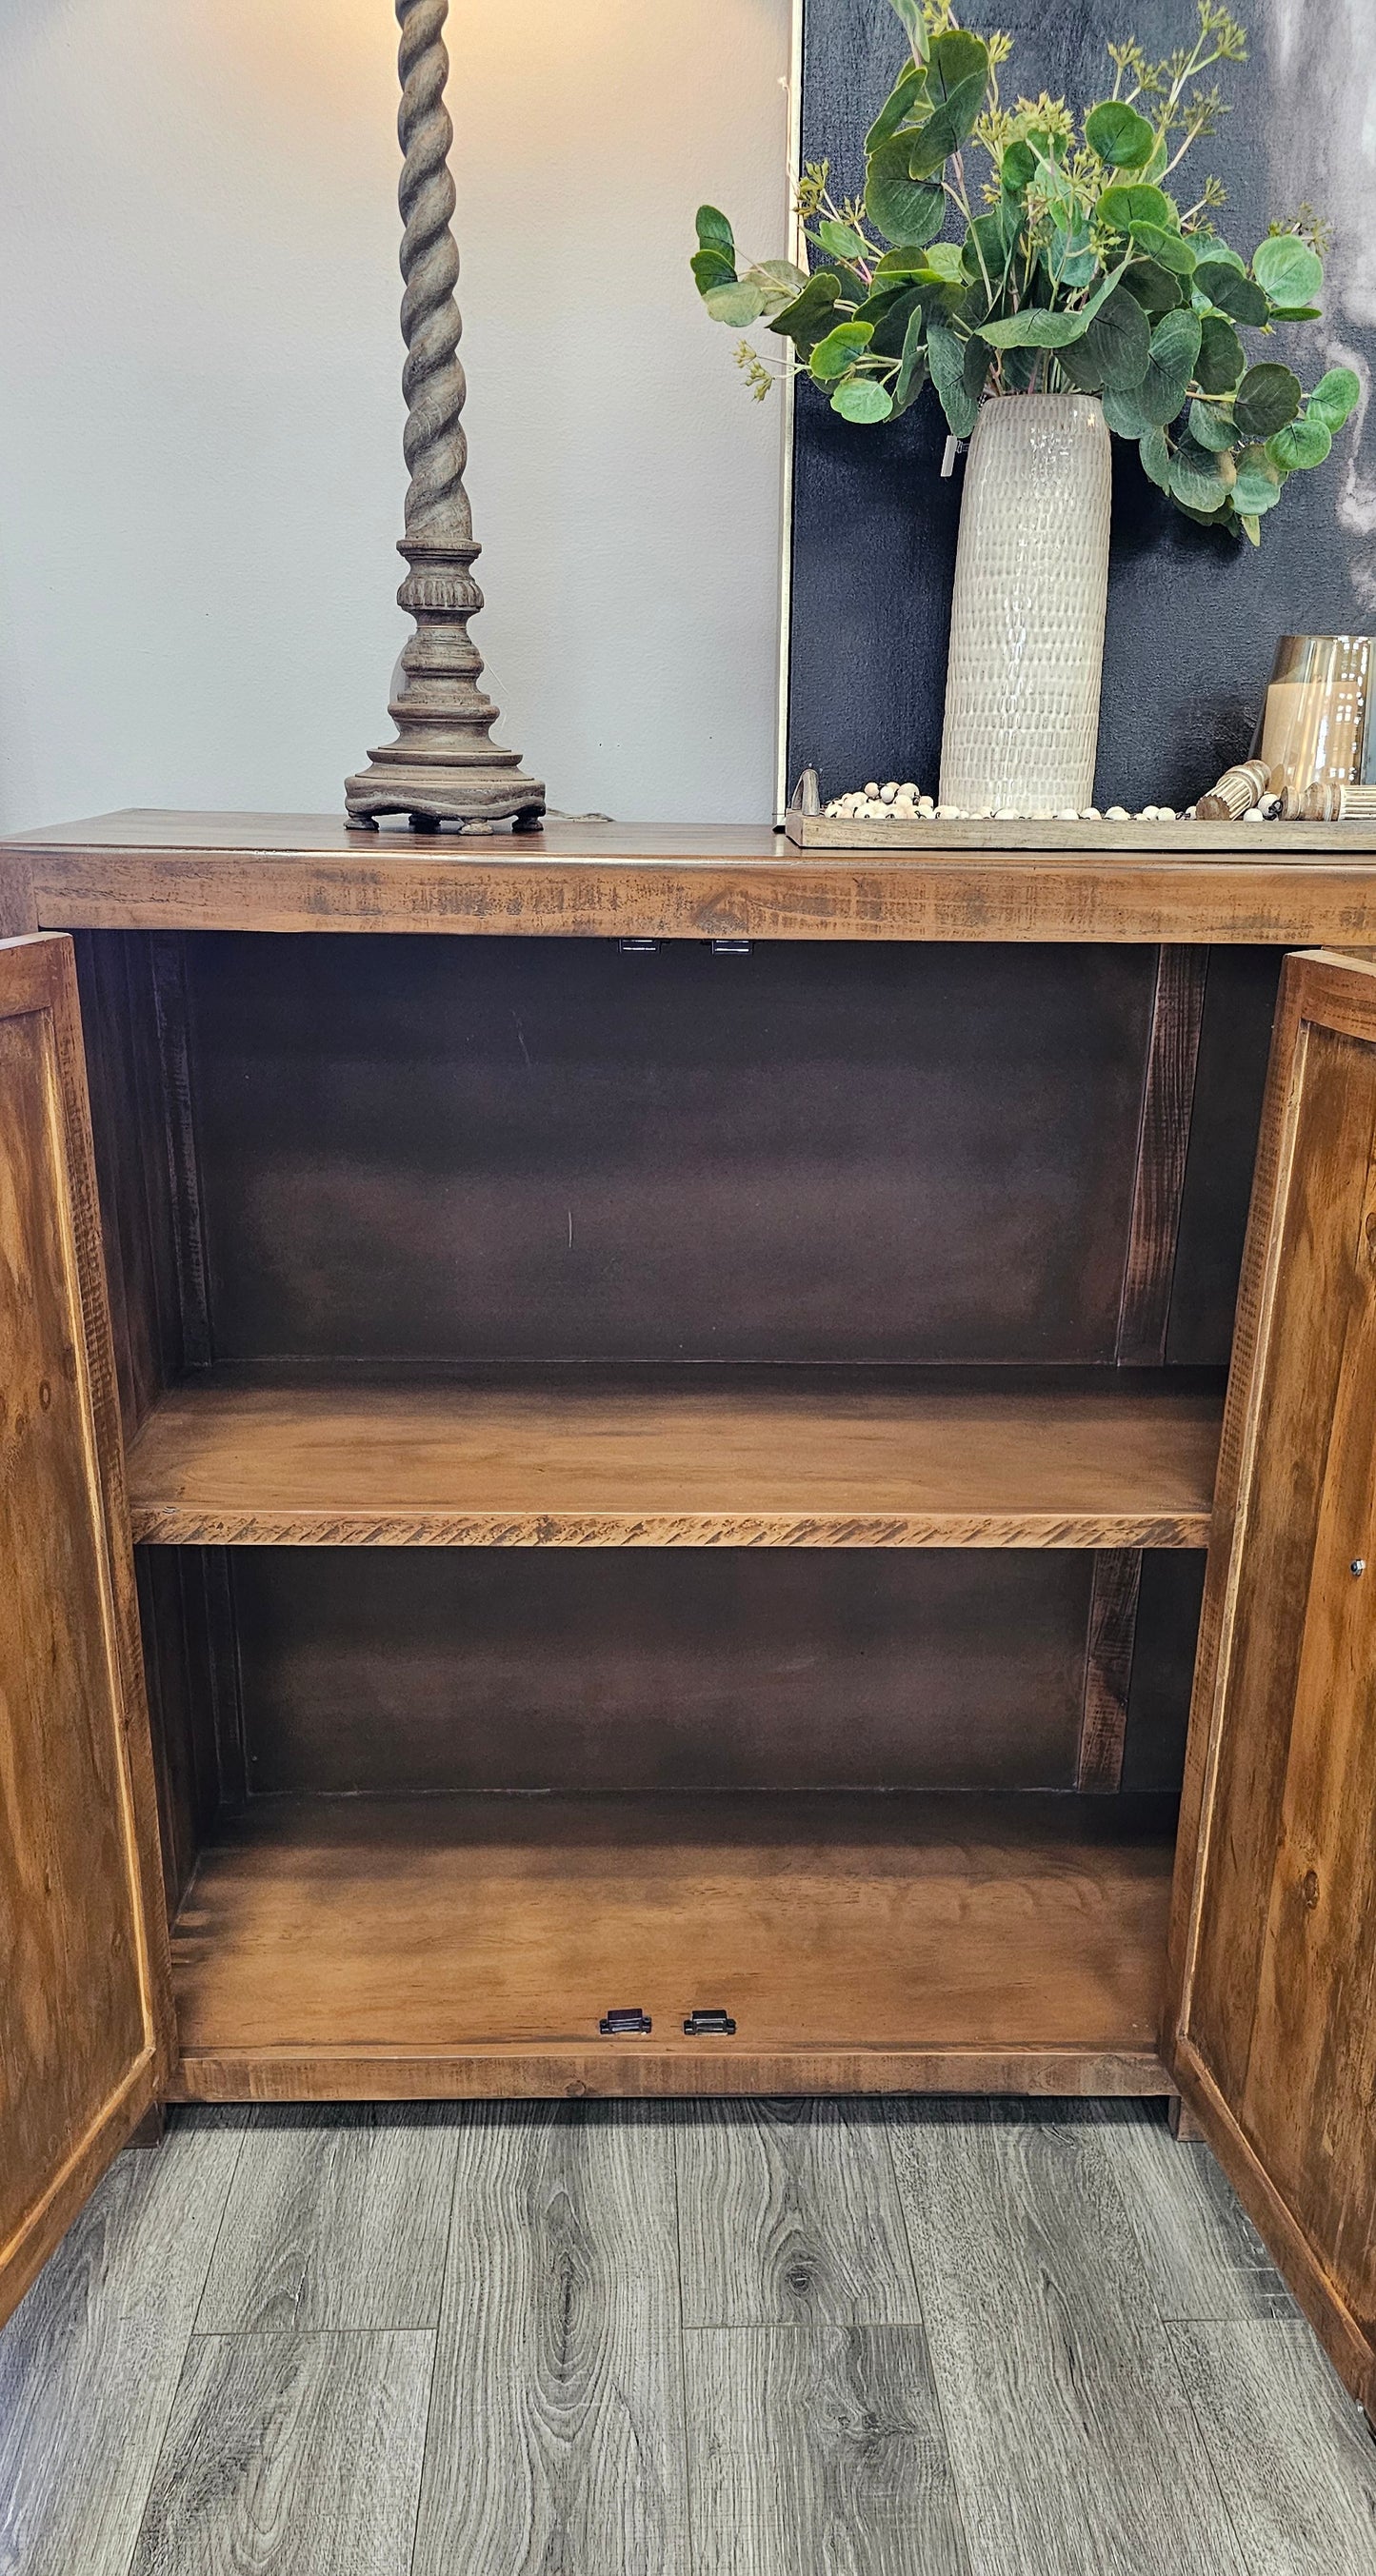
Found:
<box><xmin>938</xmin><ymin>393</ymin><xmax>1111</xmax><ymax>814</ymax></box>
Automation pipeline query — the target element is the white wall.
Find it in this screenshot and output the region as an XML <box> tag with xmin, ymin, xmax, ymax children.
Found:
<box><xmin>0</xmin><ymin>0</ymin><xmax>792</xmax><ymax>830</ymax></box>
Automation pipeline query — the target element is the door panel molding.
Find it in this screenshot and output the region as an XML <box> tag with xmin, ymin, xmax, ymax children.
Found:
<box><xmin>0</xmin><ymin>932</ymin><xmax>172</xmax><ymax>2329</ymax></box>
<box><xmin>1167</xmin><ymin>948</ymin><xmax>1376</xmax><ymax>2415</ymax></box>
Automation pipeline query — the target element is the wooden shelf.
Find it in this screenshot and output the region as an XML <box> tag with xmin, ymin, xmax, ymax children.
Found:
<box><xmin>168</xmin><ymin>1790</ymin><xmax>1178</xmax><ymax>2101</ymax></box>
<box><xmin>126</xmin><ymin>1370</ymin><xmax>1221</xmax><ymax>1549</ymax></box>
<box><xmin>11</xmin><ymin>808</ymin><xmax>1376</xmax><ymax>944</ymax></box>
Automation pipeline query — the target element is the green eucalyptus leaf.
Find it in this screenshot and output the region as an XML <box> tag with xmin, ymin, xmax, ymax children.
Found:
<box><xmin>923</xmin><ymin>240</ymin><xmax>967</xmax><ymax>284</ymax></box>
<box><xmin>866</xmin><ymin>61</ymin><xmax>927</xmax><ymax>153</ymax></box>
<box><xmin>1309</xmin><ymin>365</ymin><xmax>1362</xmax><ymax>431</ymax></box>
<box><xmin>906</xmin><ymin>30</ymin><xmax>989</xmax><ymax>174</ymax></box>
<box><xmin>1139</xmin><ymin>426</ymin><xmax>1173</xmax><ymax>490</ymax></box>
<box><xmin>746</xmin><ymin>260</ymin><xmax>810</xmax><ymax>316</ymax></box>
<box><xmin>885</xmin><ymin>0</ymin><xmax>929</xmax><ymax>58</ymax></box>
<box><xmin>813</xmin><ymin>218</ymin><xmax>868</xmax><ymax>265</ymax></box>
<box><xmin>1240</xmin><ymin>511</ymin><xmax>1262</xmax><ymax>545</ymax></box>
<box><xmin>926</xmin><ymin>28</ymin><xmax>988</xmax><ymax>95</ymax></box>
<box><xmin>1097</xmin><ymin>182</ymin><xmax>1178</xmax><ymax>236</ymax></box>
<box><xmin>768</xmin><ymin>268</ymin><xmax>845</xmax><ymax>348</ymax></box>
<box><xmin>832</xmin><ymin>375</ymin><xmax>896</xmax><ymax>422</ymax></box>
<box><xmin>1044</xmin><ymin>221</ymin><xmax>1098</xmax><ymax>291</ymax></box>
<box><xmin>1267</xmin><ymin>412</ymin><xmax>1332</xmax><ymax>469</ymax></box>
<box><xmin>1268</xmin><ymin>305</ymin><xmax>1324</xmax><ymax>323</ymax></box>
<box><xmin>963</xmin><ymin>332</ymin><xmax>990</xmax><ymax>401</ymax></box>
<box><xmin>692</xmin><ymin>248</ymin><xmax>737</xmax><ymax>297</ymax></box>
<box><xmin>866</xmin><ymin>138</ymin><xmax>946</xmax><ymax>246</ymax></box>
<box><xmin>1081</xmin><ymin>283</ymin><xmax>1152</xmax><ymax>389</ymax></box>
<box><xmin>1085</xmin><ymin>100</ymin><xmax>1157</xmax><ymax>168</ymax></box>
<box><xmin>895</xmin><ymin>305</ymin><xmax>928</xmax><ymax>410</ymax></box>
<box><xmin>1170</xmin><ymin>432</ymin><xmax>1237</xmax><ymax>512</ymax></box>
<box><xmin>1001</xmin><ymin>140</ymin><xmax>1037</xmax><ymax>192</ymax></box>
<box><xmin>1195</xmin><ymin>312</ymin><xmax>1246</xmax><ymax>393</ymax></box>
<box><xmin>1055</xmin><ymin>334</ymin><xmax>1107</xmax><ymax>392</ymax></box>
<box><xmin>1188</xmin><ymin>398</ymin><xmax>1239</xmax><ymax>450</ymax></box>
<box><xmin>977</xmin><ymin>257</ymin><xmax>1129</xmax><ymax>351</ymax></box>
<box><xmin>867</xmin><ymin>286</ymin><xmax>925</xmax><ymax>357</ymax></box>
<box><xmin>964</xmin><ymin>212</ymin><xmax>1011</xmax><ymax>295</ymax></box>
<box><xmin>809</xmin><ymin>320</ymin><xmax>875</xmax><ymax>381</ymax></box>
<box><xmin>1121</xmin><ymin>260</ymin><xmax>1183</xmax><ymax>315</ymax></box>
<box><xmin>927</xmin><ymin>317</ymin><xmax>980</xmax><ymax>435</ymax></box>
<box><xmin>1252</xmin><ymin>232</ymin><xmax>1324</xmax><ymax>307</ymax></box>
<box><xmin>1197</xmin><ymin>239</ymin><xmax>1246</xmax><ymax>271</ymax></box>
<box><xmin>754</xmin><ymin>259</ymin><xmax>808</xmax><ymax>298</ymax></box>
<box><xmin>1231</xmin><ymin>442</ymin><xmax>1286</xmax><ymax>514</ymax></box>
<box><xmin>1176</xmin><ymin>497</ymin><xmax>1241</xmax><ymax>531</ymax></box>
<box><xmin>704</xmin><ymin>280</ymin><xmax>768</xmax><ymax>325</ymax></box>
<box><xmin>1102</xmin><ymin>307</ymin><xmax>1200</xmax><ymax>432</ymax></box>
<box><xmin>1233</xmin><ymin>361</ymin><xmax>1302</xmax><ymax>439</ymax></box>
<box><xmin>1195</xmin><ymin>263</ymin><xmax>1269</xmax><ymax>325</ymax></box>
<box><xmin>1131</xmin><ymin>223</ymin><xmax>1197</xmax><ymax>276</ymax></box>
<box><xmin>695</xmin><ymin>206</ymin><xmax>736</xmax><ymax>257</ymax></box>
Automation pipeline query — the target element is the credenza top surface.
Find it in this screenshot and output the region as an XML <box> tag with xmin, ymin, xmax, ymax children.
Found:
<box><xmin>10</xmin><ymin>808</ymin><xmax>1376</xmax><ymax>941</ymax></box>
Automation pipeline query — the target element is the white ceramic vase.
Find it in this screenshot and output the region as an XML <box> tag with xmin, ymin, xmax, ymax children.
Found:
<box><xmin>938</xmin><ymin>392</ymin><xmax>1111</xmax><ymax>815</ymax></box>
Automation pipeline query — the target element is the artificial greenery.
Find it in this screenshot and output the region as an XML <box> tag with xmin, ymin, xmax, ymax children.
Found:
<box><xmin>691</xmin><ymin>0</ymin><xmax>1358</xmax><ymax>541</ymax></box>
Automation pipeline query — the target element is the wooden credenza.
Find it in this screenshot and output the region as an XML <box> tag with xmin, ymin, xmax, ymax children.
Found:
<box><xmin>2</xmin><ymin>810</ymin><xmax>1374</xmax><ymax>2418</ymax></box>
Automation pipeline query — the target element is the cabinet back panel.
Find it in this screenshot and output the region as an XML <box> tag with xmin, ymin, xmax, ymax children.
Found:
<box><xmin>207</xmin><ymin>1546</ymin><xmax>1191</xmax><ymax>1798</ymax></box>
<box><xmin>184</xmin><ymin>936</ymin><xmax>1155</xmax><ymax>1364</ymax></box>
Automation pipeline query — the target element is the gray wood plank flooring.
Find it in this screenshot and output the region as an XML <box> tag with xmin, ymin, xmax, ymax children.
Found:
<box><xmin>677</xmin><ymin>2098</ymin><xmax>920</xmax><ymax>2327</ymax></box>
<box><xmin>1172</xmin><ymin>2319</ymin><xmax>1376</xmax><ymax>2573</ymax></box>
<box><xmin>1</xmin><ymin>2098</ymin><xmax>1371</xmax><ymax>2575</ymax></box>
<box><xmin>411</xmin><ymin>2102</ymin><xmax>690</xmax><ymax>2576</ymax></box>
<box><xmin>0</xmin><ymin>2110</ymin><xmax>243</xmax><ymax>2576</ymax></box>
<box><xmin>196</xmin><ymin>2105</ymin><xmax>460</xmax><ymax>2331</ymax></box>
<box><xmin>127</xmin><ymin>2329</ymin><xmax>432</xmax><ymax>2576</ymax></box>
<box><xmin>687</xmin><ymin>2325</ymin><xmax>973</xmax><ymax>2574</ymax></box>
<box><xmin>886</xmin><ymin>2099</ymin><xmax>1266</xmax><ymax>2576</ymax></box>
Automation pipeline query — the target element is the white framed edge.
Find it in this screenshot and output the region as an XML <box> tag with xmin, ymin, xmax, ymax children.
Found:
<box><xmin>773</xmin><ymin>0</ymin><xmax>806</xmax><ymax>825</ymax></box>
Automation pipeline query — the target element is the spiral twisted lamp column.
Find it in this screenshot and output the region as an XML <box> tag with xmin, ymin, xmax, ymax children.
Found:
<box><xmin>346</xmin><ymin>0</ymin><xmax>544</xmax><ymax>829</ymax></box>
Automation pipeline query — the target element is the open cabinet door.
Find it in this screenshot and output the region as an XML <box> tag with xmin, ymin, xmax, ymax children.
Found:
<box><xmin>1167</xmin><ymin>948</ymin><xmax>1376</xmax><ymax>2415</ymax></box>
<box><xmin>0</xmin><ymin>933</ymin><xmax>172</xmax><ymax>2332</ymax></box>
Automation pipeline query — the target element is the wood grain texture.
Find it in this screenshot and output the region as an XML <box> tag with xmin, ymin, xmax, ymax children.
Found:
<box><xmin>675</xmin><ymin>2100</ymin><xmax>919</xmax><ymax>2328</ymax></box>
<box><xmin>0</xmin><ymin>842</ymin><xmax>37</xmax><ymax>935</ymax></box>
<box><xmin>228</xmin><ymin>1549</ymin><xmax>1102</xmax><ymax>1798</ymax></box>
<box><xmin>1078</xmin><ymin>2102</ymin><xmax>1291</xmax><ymax>2325</ymax></box>
<box><xmin>887</xmin><ymin>2100</ymin><xmax>1250</xmax><ymax>2576</ymax></box>
<box><xmin>1172</xmin><ymin>2318</ymin><xmax>1376</xmax><ymax>2570</ymax></box>
<box><xmin>126</xmin><ymin>1373</ymin><xmax>1220</xmax><ymax>1548</ymax></box>
<box><xmin>0</xmin><ymin>933</ymin><xmax>172</xmax><ymax>2334</ymax></box>
<box><xmin>167</xmin><ymin>1793</ymin><xmax>1176</xmax><ymax>2100</ymax></box>
<box><xmin>175</xmin><ymin>935</ymin><xmax>1156</xmax><ymax>1369</ymax></box>
<box><xmin>1077</xmin><ymin>1551</ymin><xmax>1142</xmax><ymax>1792</ymax></box>
<box><xmin>0</xmin><ymin>2111</ymin><xmax>243</xmax><ymax>2576</ymax></box>
<box><xmin>411</xmin><ymin>2104</ymin><xmax>688</xmax><ymax>2575</ymax></box>
<box><xmin>1117</xmin><ymin>948</ymin><xmax>1208</xmax><ymax>1365</ymax></box>
<box><xmin>1167</xmin><ymin>949</ymin><xmax>1376</xmax><ymax>2408</ymax></box>
<box><xmin>71</xmin><ymin>933</ymin><xmax>186</xmax><ymax>1441</ymax></box>
<box><xmin>127</xmin><ymin>2328</ymin><xmax>433</xmax><ymax>2576</ymax></box>
<box><xmin>195</xmin><ymin>2107</ymin><xmax>459</xmax><ymax>2332</ymax></box>
<box><xmin>16</xmin><ymin>808</ymin><xmax>1376</xmax><ymax>942</ymax></box>
<box><xmin>686</xmin><ymin>2325</ymin><xmax>972</xmax><ymax>2576</ymax></box>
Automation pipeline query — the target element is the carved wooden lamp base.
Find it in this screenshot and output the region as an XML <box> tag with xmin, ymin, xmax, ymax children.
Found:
<box><xmin>344</xmin><ymin>756</ymin><xmax>546</xmax><ymax>833</ymax></box>
<box><xmin>349</xmin><ymin>0</ymin><xmax>547</xmax><ymax>842</ymax></box>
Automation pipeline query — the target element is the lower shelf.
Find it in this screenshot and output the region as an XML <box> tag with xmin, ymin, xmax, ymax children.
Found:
<box><xmin>169</xmin><ymin>1791</ymin><xmax>1178</xmax><ymax>2101</ymax></box>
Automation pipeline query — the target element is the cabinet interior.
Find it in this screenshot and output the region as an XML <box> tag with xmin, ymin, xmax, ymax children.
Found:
<box><xmin>76</xmin><ymin>929</ymin><xmax>1281</xmax><ymax>2097</ymax></box>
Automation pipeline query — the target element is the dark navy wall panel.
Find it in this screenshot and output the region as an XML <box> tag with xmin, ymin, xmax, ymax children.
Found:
<box><xmin>788</xmin><ymin>0</ymin><xmax>1375</xmax><ymax>813</ymax></box>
